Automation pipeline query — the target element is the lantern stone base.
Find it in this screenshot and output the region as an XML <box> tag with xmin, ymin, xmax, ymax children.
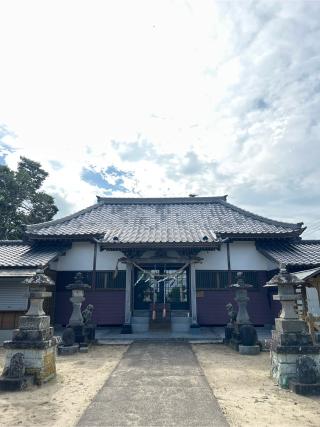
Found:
<box><xmin>0</xmin><ymin>374</ymin><xmax>35</xmax><ymax>391</ymax></box>
<box><xmin>2</xmin><ymin>313</ymin><xmax>58</xmax><ymax>386</ymax></box>
<box><xmin>58</xmin><ymin>344</ymin><xmax>79</xmax><ymax>356</ymax></box>
<box><xmin>2</xmin><ymin>345</ymin><xmax>57</xmax><ymax>385</ymax></box>
<box><xmin>239</xmin><ymin>345</ymin><xmax>260</xmax><ymax>355</ymax></box>
<box><xmin>224</xmin><ymin>325</ymin><xmax>234</xmax><ymax>344</ymax></box>
<box><xmin>270</xmin><ymin>327</ymin><xmax>320</xmax><ymax>388</ymax></box>
<box><xmin>271</xmin><ymin>351</ymin><xmax>320</xmax><ymax>389</ymax></box>
<box><xmin>70</xmin><ymin>324</ymin><xmax>87</xmax><ymax>344</ymax></box>
<box><xmin>288</xmin><ymin>379</ymin><xmax>320</xmax><ymax>395</ymax></box>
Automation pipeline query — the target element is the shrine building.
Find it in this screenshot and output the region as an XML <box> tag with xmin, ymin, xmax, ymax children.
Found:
<box><xmin>1</xmin><ymin>196</ymin><xmax>320</xmax><ymax>334</ymax></box>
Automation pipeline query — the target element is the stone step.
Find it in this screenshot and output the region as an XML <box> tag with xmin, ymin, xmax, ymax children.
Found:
<box><xmin>132</xmin><ymin>316</ymin><xmax>149</xmax><ymax>324</ymax></box>
<box><xmin>171</xmin><ymin>317</ymin><xmax>191</xmax><ymax>332</ymax></box>
<box><xmin>171</xmin><ymin>317</ymin><xmax>191</xmax><ymax>324</ymax></box>
<box><xmin>132</xmin><ymin>310</ymin><xmax>149</xmax><ymax>317</ymax></box>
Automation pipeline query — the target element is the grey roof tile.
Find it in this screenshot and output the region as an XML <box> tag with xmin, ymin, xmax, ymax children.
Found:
<box><xmin>257</xmin><ymin>240</ymin><xmax>320</xmax><ymax>267</ymax></box>
<box><xmin>0</xmin><ymin>241</ymin><xmax>67</xmax><ymax>267</ymax></box>
<box><xmin>26</xmin><ymin>197</ymin><xmax>303</xmax><ymax>243</ymax></box>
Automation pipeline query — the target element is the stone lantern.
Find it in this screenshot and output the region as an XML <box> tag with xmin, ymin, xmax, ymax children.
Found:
<box><xmin>229</xmin><ymin>272</ymin><xmax>259</xmax><ymax>354</ymax></box>
<box><xmin>66</xmin><ymin>272</ymin><xmax>90</xmax><ymax>343</ymax></box>
<box><xmin>265</xmin><ymin>264</ymin><xmax>320</xmax><ymax>390</ymax></box>
<box><xmin>0</xmin><ymin>269</ymin><xmax>57</xmax><ymax>390</ymax></box>
<box><xmin>25</xmin><ymin>268</ymin><xmax>55</xmax><ymax>316</ymax></box>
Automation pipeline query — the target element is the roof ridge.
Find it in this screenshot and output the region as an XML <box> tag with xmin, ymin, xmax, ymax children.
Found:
<box><xmin>96</xmin><ymin>196</ymin><xmax>228</xmax><ymax>204</ymax></box>
<box><xmin>26</xmin><ymin>202</ymin><xmax>102</xmax><ymax>232</ymax></box>
<box><xmin>219</xmin><ymin>200</ymin><xmax>303</xmax><ymax>230</ymax></box>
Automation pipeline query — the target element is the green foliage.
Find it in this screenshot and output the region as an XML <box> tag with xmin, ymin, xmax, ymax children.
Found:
<box><xmin>0</xmin><ymin>157</ymin><xmax>58</xmax><ymax>239</ymax></box>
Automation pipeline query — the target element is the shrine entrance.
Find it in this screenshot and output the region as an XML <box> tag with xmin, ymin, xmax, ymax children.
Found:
<box><xmin>133</xmin><ymin>264</ymin><xmax>190</xmax><ymax>312</ymax></box>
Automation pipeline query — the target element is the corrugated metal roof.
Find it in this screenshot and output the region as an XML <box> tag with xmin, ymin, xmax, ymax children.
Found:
<box><xmin>25</xmin><ymin>197</ymin><xmax>304</xmax><ymax>242</ymax></box>
<box><xmin>0</xmin><ymin>241</ymin><xmax>66</xmax><ymax>267</ymax></box>
<box><xmin>0</xmin><ymin>269</ymin><xmax>37</xmax><ymax>277</ymax></box>
<box><xmin>257</xmin><ymin>240</ymin><xmax>320</xmax><ymax>267</ymax></box>
<box><xmin>294</xmin><ymin>267</ymin><xmax>320</xmax><ymax>281</ymax></box>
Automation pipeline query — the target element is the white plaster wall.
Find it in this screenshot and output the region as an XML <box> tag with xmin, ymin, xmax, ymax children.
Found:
<box><xmin>306</xmin><ymin>287</ymin><xmax>320</xmax><ymax>316</ymax></box>
<box><xmin>49</xmin><ymin>243</ymin><xmax>126</xmax><ymax>271</ymax></box>
<box><xmin>48</xmin><ymin>240</ymin><xmax>277</xmax><ymax>272</ymax></box>
<box><xmin>197</xmin><ymin>245</ymin><xmax>228</xmax><ymax>270</ymax></box>
<box><xmin>96</xmin><ymin>249</ymin><xmax>126</xmax><ymax>270</ymax></box>
<box><xmin>229</xmin><ymin>241</ymin><xmax>278</xmax><ymax>271</ymax></box>
<box><xmin>51</xmin><ymin>242</ymin><xmax>94</xmax><ymax>271</ymax></box>
<box><xmin>198</xmin><ymin>241</ymin><xmax>278</xmax><ymax>271</ymax></box>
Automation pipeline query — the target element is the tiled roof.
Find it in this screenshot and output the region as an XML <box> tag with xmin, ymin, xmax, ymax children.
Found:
<box><xmin>26</xmin><ymin>197</ymin><xmax>304</xmax><ymax>243</ymax></box>
<box><xmin>0</xmin><ymin>241</ymin><xmax>66</xmax><ymax>267</ymax></box>
<box><xmin>257</xmin><ymin>240</ymin><xmax>320</xmax><ymax>267</ymax></box>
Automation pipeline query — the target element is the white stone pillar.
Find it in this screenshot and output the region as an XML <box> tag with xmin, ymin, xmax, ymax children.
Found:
<box><xmin>190</xmin><ymin>264</ymin><xmax>199</xmax><ymax>327</ymax></box>
<box><xmin>122</xmin><ymin>263</ymin><xmax>133</xmax><ymax>333</ymax></box>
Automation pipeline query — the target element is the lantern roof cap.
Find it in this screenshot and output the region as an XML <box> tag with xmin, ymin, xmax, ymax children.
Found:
<box><xmin>265</xmin><ymin>263</ymin><xmax>304</xmax><ymax>287</ymax></box>
<box><xmin>23</xmin><ymin>268</ymin><xmax>55</xmax><ymax>287</ymax></box>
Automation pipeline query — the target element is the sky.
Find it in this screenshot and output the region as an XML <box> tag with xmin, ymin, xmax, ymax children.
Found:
<box><xmin>0</xmin><ymin>0</ymin><xmax>320</xmax><ymax>238</ymax></box>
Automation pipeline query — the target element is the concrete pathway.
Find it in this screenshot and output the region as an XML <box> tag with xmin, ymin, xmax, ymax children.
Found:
<box><xmin>78</xmin><ymin>342</ymin><xmax>228</xmax><ymax>426</ymax></box>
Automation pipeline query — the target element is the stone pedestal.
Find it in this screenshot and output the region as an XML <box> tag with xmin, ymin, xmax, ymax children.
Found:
<box><xmin>0</xmin><ymin>270</ymin><xmax>57</xmax><ymax>389</ymax></box>
<box><xmin>3</xmin><ymin>315</ymin><xmax>57</xmax><ymax>385</ymax></box>
<box><xmin>239</xmin><ymin>345</ymin><xmax>260</xmax><ymax>355</ymax></box>
<box><xmin>266</xmin><ymin>266</ymin><xmax>320</xmax><ymax>389</ymax></box>
<box><xmin>58</xmin><ymin>344</ymin><xmax>79</xmax><ymax>356</ymax></box>
<box><xmin>288</xmin><ymin>379</ymin><xmax>320</xmax><ymax>395</ymax></box>
<box><xmin>224</xmin><ymin>324</ymin><xmax>234</xmax><ymax>344</ymax></box>
<box><xmin>269</xmin><ymin>318</ymin><xmax>320</xmax><ymax>388</ymax></box>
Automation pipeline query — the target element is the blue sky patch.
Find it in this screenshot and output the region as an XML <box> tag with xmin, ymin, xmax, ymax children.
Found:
<box><xmin>81</xmin><ymin>167</ymin><xmax>130</xmax><ymax>193</ymax></box>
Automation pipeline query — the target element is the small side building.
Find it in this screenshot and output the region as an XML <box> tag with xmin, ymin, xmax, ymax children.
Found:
<box><xmin>0</xmin><ymin>241</ymin><xmax>67</xmax><ymax>341</ymax></box>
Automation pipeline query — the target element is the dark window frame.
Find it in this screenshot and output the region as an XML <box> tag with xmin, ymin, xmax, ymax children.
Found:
<box><xmin>56</xmin><ymin>270</ymin><xmax>126</xmax><ymax>291</ymax></box>
<box><xmin>196</xmin><ymin>270</ymin><xmax>266</xmax><ymax>290</ymax></box>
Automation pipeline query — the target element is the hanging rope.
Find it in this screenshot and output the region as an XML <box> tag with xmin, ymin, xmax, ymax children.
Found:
<box><xmin>119</xmin><ymin>257</ymin><xmax>193</xmax><ymax>280</ymax></box>
<box><xmin>118</xmin><ymin>257</ymin><xmax>196</xmax><ymax>321</ymax></box>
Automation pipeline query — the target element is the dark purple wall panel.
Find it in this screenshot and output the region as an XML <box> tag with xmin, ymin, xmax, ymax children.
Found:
<box><xmin>197</xmin><ymin>289</ymin><xmax>274</xmax><ymax>325</ymax></box>
<box><xmin>55</xmin><ymin>291</ymin><xmax>125</xmax><ymax>325</ymax></box>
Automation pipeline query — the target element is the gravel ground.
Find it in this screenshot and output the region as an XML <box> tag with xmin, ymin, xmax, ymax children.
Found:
<box><xmin>0</xmin><ymin>345</ymin><xmax>128</xmax><ymax>427</ymax></box>
<box><xmin>193</xmin><ymin>344</ymin><xmax>320</xmax><ymax>427</ymax></box>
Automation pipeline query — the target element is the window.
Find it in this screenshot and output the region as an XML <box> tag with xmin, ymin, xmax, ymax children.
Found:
<box><xmin>56</xmin><ymin>271</ymin><xmax>126</xmax><ymax>291</ymax></box>
<box><xmin>196</xmin><ymin>271</ymin><xmax>228</xmax><ymax>289</ymax></box>
<box><xmin>95</xmin><ymin>271</ymin><xmax>126</xmax><ymax>289</ymax></box>
<box><xmin>196</xmin><ymin>270</ymin><xmax>264</xmax><ymax>289</ymax></box>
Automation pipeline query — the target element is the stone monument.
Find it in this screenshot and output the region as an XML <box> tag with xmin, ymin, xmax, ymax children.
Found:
<box><xmin>0</xmin><ymin>269</ymin><xmax>57</xmax><ymax>389</ymax></box>
<box><xmin>229</xmin><ymin>272</ymin><xmax>260</xmax><ymax>355</ymax></box>
<box><xmin>265</xmin><ymin>264</ymin><xmax>320</xmax><ymax>390</ymax></box>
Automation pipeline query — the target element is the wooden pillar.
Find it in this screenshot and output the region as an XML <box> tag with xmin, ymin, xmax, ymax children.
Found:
<box><xmin>227</xmin><ymin>242</ymin><xmax>232</xmax><ymax>286</ymax></box>
<box><xmin>190</xmin><ymin>263</ymin><xmax>199</xmax><ymax>328</ymax></box>
<box><xmin>121</xmin><ymin>263</ymin><xmax>133</xmax><ymax>334</ymax></box>
<box><xmin>92</xmin><ymin>242</ymin><xmax>97</xmax><ymax>289</ymax></box>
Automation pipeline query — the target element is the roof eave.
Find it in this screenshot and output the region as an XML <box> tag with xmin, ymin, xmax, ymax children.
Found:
<box><xmin>220</xmin><ymin>231</ymin><xmax>303</xmax><ymax>240</ymax></box>
<box><xmin>25</xmin><ymin>234</ymin><xmax>104</xmax><ymax>242</ymax></box>
<box><xmin>99</xmin><ymin>241</ymin><xmax>222</xmax><ymax>250</ymax></box>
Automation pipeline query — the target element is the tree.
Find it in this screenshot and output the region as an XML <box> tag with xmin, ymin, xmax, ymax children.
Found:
<box><xmin>0</xmin><ymin>157</ymin><xmax>58</xmax><ymax>239</ymax></box>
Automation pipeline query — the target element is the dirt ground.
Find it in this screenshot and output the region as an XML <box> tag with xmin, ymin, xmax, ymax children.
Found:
<box><xmin>0</xmin><ymin>345</ymin><xmax>128</xmax><ymax>427</ymax></box>
<box><xmin>193</xmin><ymin>344</ymin><xmax>320</xmax><ymax>427</ymax></box>
<box><xmin>1</xmin><ymin>343</ymin><xmax>320</xmax><ymax>427</ymax></box>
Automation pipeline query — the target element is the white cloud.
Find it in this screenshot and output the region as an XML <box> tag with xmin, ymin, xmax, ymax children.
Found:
<box><xmin>1</xmin><ymin>0</ymin><xmax>320</xmax><ymax>237</ymax></box>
